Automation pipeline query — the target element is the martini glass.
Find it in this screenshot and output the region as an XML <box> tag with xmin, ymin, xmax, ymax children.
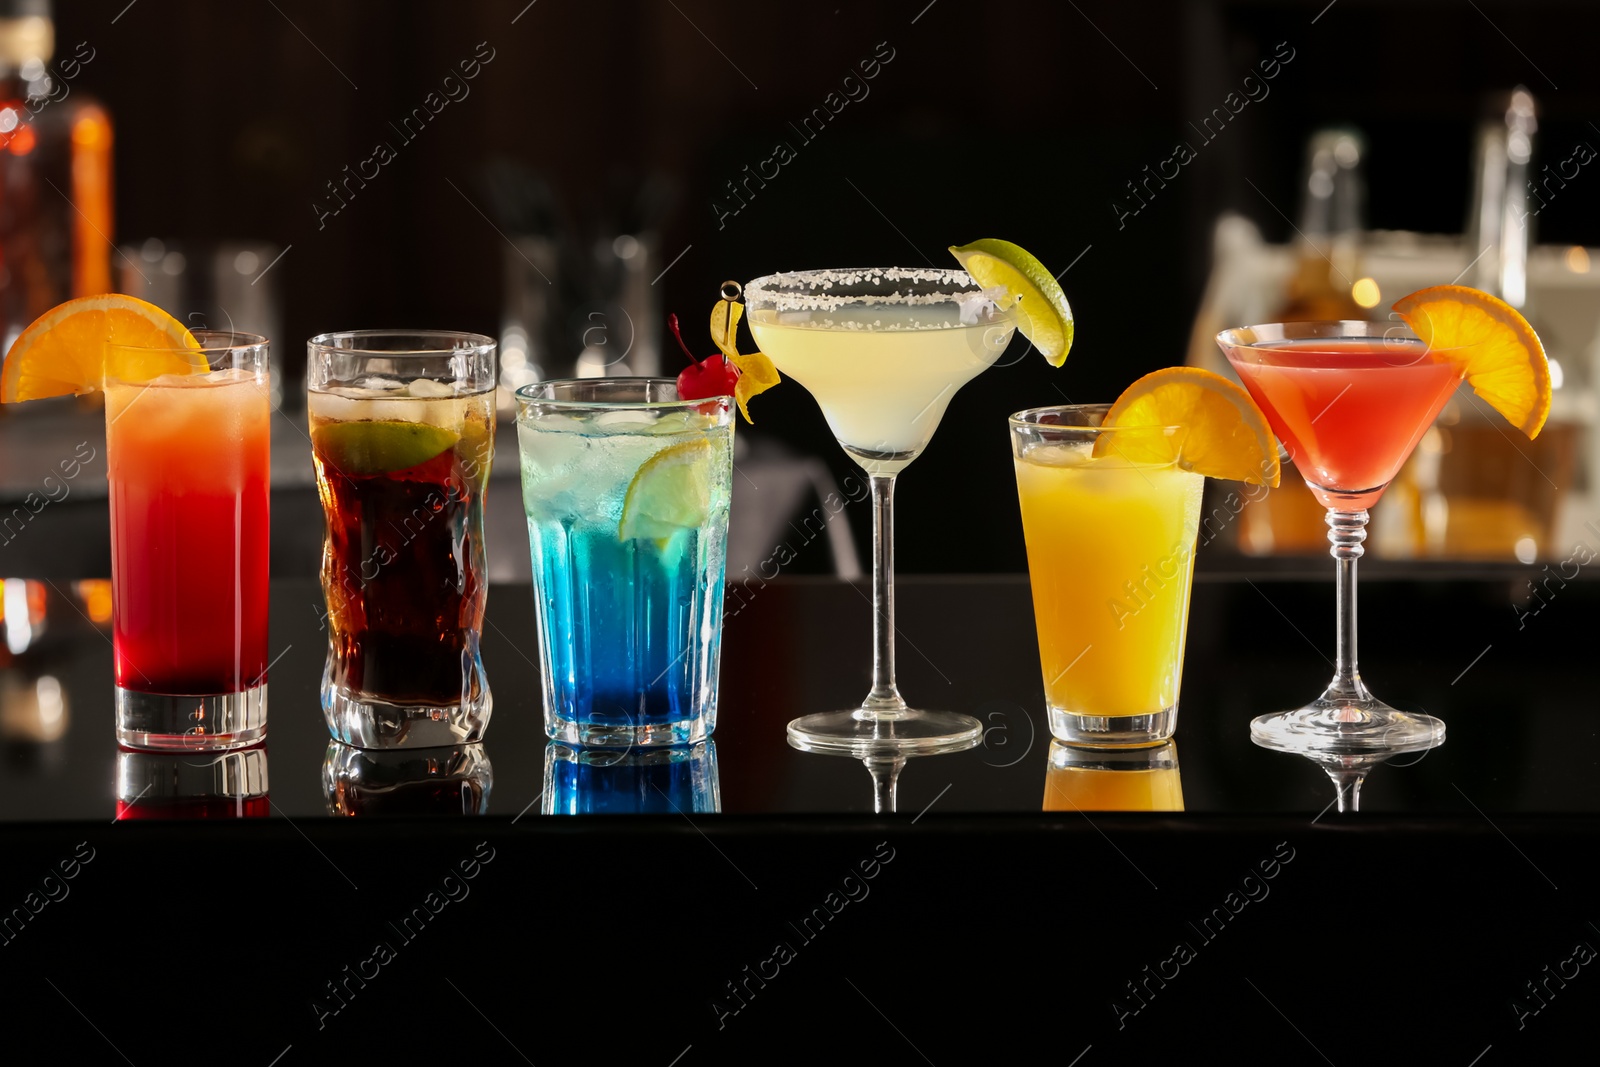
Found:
<box><xmin>745</xmin><ymin>268</ymin><xmax>1017</xmax><ymax>756</ymax></box>
<box><xmin>1217</xmin><ymin>321</ymin><xmax>1461</xmax><ymax>807</ymax></box>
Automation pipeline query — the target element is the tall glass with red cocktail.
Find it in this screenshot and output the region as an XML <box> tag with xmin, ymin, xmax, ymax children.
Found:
<box><xmin>106</xmin><ymin>331</ymin><xmax>272</xmax><ymax>750</ymax></box>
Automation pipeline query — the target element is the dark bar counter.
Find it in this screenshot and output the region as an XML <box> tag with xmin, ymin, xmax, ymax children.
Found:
<box><xmin>0</xmin><ymin>572</ymin><xmax>1595</xmax><ymax>1063</ymax></box>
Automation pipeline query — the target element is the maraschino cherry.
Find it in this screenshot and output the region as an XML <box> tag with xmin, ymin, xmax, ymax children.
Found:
<box><xmin>671</xmin><ymin>312</ymin><xmax>740</xmax><ymax>400</ymax></box>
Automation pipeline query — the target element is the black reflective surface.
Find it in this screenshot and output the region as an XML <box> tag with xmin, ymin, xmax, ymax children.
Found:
<box><xmin>2</xmin><ymin>573</ymin><xmax>1596</xmax><ymax>1065</ymax></box>
<box><xmin>1</xmin><ymin>572</ymin><xmax>1595</xmax><ymax>820</ymax></box>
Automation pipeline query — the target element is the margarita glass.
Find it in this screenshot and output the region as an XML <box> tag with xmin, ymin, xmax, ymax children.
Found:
<box><xmin>1218</xmin><ymin>321</ymin><xmax>1460</xmax><ymax>806</ymax></box>
<box><xmin>745</xmin><ymin>267</ymin><xmax>1017</xmax><ymax>755</ymax></box>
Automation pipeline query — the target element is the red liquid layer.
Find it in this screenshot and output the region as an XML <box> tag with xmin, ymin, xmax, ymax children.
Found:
<box><xmin>116</xmin><ymin>796</ymin><xmax>270</xmax><ymax>820</ymax></box>
<box><xmin>1228</xmin><ymin>339</ymin><xmax>1461</xmax><ymax>510</ymax></box>
<box><xmin>107</xmin><ymin>379</ymin><xmax>271</xmax><ymax>694</ymax></box>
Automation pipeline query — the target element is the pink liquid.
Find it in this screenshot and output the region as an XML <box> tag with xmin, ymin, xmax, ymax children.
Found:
<box><xmin>1227</xmin><ymin>339</ymin><xmax>1461</xmax><ymax>510</ymax></box>
<box><xmin>106</xmin><ymin>375</ymin><xmax>271</xmax><ymax>694</ymax></box>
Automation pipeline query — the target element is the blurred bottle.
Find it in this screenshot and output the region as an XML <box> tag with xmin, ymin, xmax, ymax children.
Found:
<box><xmin>0</xmin><ymin>0</ymin><xmax>112</xmax><ymax>356</ymax></box>
<box><xmin>1270</xmin><ymin>128</ymin><xmax>1368</xmax><ymax>324</ymax></box>
<box><xmin>0</xmin><ymin>575</ymin><xmax>46</xmax><ymax>660</ymax></box>
<box><xmin>485</xmin><ymin>161</ymin><xmax>560</xmax><ymax>417</ymax></box>
<box><xmin>116</xmin><ymin>238</ymin><xmax>287</xmax><ymax>408</ymax></box>
<box><xmin>1241</xmin><ymin>129</ymin><xmax>1372</xmax><ymax>555</ymax></box>
<box><xmin>1413</xmin><ymin>88</ymin><xmax>1582</xmax><ymax>561</ymax></box>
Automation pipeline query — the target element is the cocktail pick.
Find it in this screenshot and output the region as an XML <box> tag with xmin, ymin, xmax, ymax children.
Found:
<box><xmin>710</xmin><ymin>281</ymin><xmax>779</xmax><ymax>423</ymax></box>
<box><xmin>670</xmin><ymin>281</ymin><xmax>780</xmax><ymax>422</ymax></box>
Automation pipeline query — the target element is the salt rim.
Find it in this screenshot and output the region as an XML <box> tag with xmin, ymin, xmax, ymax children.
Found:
<box><xmin>744</xmin><ymin>267</ymin><xmax>991</xmax><ymax>311</ymax></box>
<box><xmin>743</xmin><ymin>267</ymin><xmax>1020</xmax><ymax>331</ymax></box>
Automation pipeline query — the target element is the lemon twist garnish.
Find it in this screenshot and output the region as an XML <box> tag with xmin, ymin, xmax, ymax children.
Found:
<box><xmin>710</xmin><ymin>291</ymin><xmax>780</xmax><ymax>423</ymax></box>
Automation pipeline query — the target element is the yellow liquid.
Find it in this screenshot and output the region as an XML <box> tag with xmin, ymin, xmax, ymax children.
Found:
<box><xmin>1015</xmin><ymin>442</ymin><xmax>1203</xmax><ymax>720</ymax></box>
<box><xmin>748</xmin><ymin>304</ymin><xmax>1014</xmax><ymax>473</ymax></box>
<box><xmin>1042</xmin><ymin>766</ymin><xmax>1185</xmax><ymax>812</ymax></box>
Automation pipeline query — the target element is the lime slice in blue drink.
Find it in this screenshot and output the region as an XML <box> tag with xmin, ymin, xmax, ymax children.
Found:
<box><xmin>314</xmin><ymin>419</ymin><xmax>459</xmax><ymax>475</ymax></box>
<box><xmin>618</xmin><ymin>439</ymin><xmax>712</xmax><ymax>542</ymax></box>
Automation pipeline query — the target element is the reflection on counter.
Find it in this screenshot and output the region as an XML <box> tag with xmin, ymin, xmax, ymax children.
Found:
<box><xmin>323</xmin><ymin>743</ymin><xmax>492</xmax><ymax>816</ymax></box>
<box><xmin>543</xmin><ymin>741</ymin><xmax>718</xmax><ymax>815</ymax></box>
<box><xmin>116</xmin><ymin>745</ymin><xmax>269</xmax><ymax>820</ymax></box>
<box><xmin>1043</xmin><ymin>742</ymin><xmax>1183</xmax><ymax>812</ymax></box>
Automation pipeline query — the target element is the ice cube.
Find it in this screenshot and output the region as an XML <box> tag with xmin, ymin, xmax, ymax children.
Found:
<box><xmin>308</xmin><ymin>389</ymin><xmax>361</xmax><ymax>421</ymax></box>
<box><xmin>406</xmin><ymin>378</ymin><xmax>455</xmax><ymax>398</ymax></box>
<box><xmin>595</xmin><ymin>409</ymin><xmax>656</xmax><ymax>430</ymax></box>
<box><xmin>517</xmin><ymin>423</ymin><xmax>588</xmax><ymax>474</ymax></box>
<box><xmin>356</xmin><ymin>376</ymin><xmax>405</xmax><ymax>393</ymax></box>
<box><xmin>647</xmin><ymin>411</ymin><xmax>688</xmax><ymax>435</ymax></box>
<box><xmin>535</xmin><ymin>414</ymin><xmax>588</xmax><ymax>434</ymax></box>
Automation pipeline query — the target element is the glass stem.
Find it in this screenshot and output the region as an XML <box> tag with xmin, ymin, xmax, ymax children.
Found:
<box><xmin>1326</xmin><ymin>508</ymin><xmax>1373</xmax><ymax>710</ymax></box>
<box><xmin>1325</xmin><ymin>767</ymin><xmax>1364</xmax><ymax>813</ymax></box>
<box><xmin>865</xmin><ymin>473</ymin><xmax>906</xmax><ymax>713</ymax></box>
<box><xmin>867</xmin><ymin>757</ymin><xmax>904</xmax><ymax>813</ymax></box>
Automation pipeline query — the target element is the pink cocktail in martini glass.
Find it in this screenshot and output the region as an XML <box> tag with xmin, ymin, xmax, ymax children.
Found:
<box><xmin>1217</xmin><ymin>321</ymin><xmax>1463</xmax><ymax>809</ymax></box>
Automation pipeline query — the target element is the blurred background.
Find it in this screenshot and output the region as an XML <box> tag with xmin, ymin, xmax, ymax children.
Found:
<box><xmin>3</xmin><ymin>0</ymin><xmax>1600</xmax><ymax>577</ymax></box>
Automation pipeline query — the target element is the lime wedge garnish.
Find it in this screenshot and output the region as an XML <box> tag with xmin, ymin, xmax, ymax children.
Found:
<box><xmin>619</xmin><ymin>439</ymin><xmax>713</xmax><ymax>541</ymax></box>
<box><xmin>948</xmin><ymin>238</ymin><xmax>1074</xmax><ymax>366</ymax></box>
<box><xmin>314</xmin><ymin>420</ymin><xmax>460</xmax><ymax>475</ymax></box>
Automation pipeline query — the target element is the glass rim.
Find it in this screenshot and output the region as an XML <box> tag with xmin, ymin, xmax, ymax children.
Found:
<box><xmin>515</xmin><ymin>377</ymin><xmax>733</xmax><ymax>412</ymax></box>
<box><xmin>743</xmin><ymin>267</ymin><xmax>1019</xmax><ymax>319</ymax></box>
<box><xmin>1008</xmin><ymin>402</ymin><xmax>1183</xmax><ymax>434</ymax></box>
<box><xmin>1217</xmin><ymin>320</ymin><xmax>1423</xmax><ymax>348</ymax></box>
<box><xmin>746</xmin><ymin>265</ymin><xmax>977</xmax><ymax>291</ymax></box>
<box><xmin>106</xmin><ymin>329</ymin><xmax>268</xmax><ymax>355</ymax></box>
<box><xmin>307</xmin><ymin>329</ymin><xmax>496</xmax><ymax>356</ymax></box>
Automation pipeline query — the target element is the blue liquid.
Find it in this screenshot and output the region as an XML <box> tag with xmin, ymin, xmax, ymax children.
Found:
<box><xmin>543</xmin><ymin>741</ymin><xmax>719</xmax><ymax>814</ymax></box>
<box><xmin>519</xmin><ymin>416</ymin><xmax>731</xmax><ymax>744</ymax></box>
<box><xmin>529</xmin><ymin>521</ymin><xmax>725</xmax><ymax>732</ymax></box>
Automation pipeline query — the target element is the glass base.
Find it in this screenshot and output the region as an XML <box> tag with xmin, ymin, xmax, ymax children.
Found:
<box><xmin>786</xmin><ymin>708</ymin><xmax>982</xmax><ymax>757</ymax></box>
<box><xmin>1249</xmin><ymin>693</ymin><xmax>1445</xmax><ymax>757</ymax></box>
<box><xmin>323</xmin><ymin>686</ymin><xmax>492</xmax><ymax>749</ymax></box>
<box><xmin>1048</xmin><ymin>706</ymin><xmax>1176</xmax><ymax>748</ymax></box>
<box><xmin>545</xmin><ymin>714</ymin><xmax>711</xmax><ymax>748</ymax></box>
<box><xmin>116</xmin><ymin>683</ymin><xmax>267</xmax><ymax>752</ymax></box>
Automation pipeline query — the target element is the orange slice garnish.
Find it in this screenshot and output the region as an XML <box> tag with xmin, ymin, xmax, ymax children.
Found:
<box><xmin>1390</xmin><ymin>285</ymin><xmax>1550</xmax><ymax>438</ymax></box>
<box><xmin>1100</xmin><ymin>367</ymin><xmax>1280</xmax><ymax>485</ymax></box>
<box><xmin>1</xmin><ymin>294</ymin><xmax>204</xmax><ymax>403</ymax></box>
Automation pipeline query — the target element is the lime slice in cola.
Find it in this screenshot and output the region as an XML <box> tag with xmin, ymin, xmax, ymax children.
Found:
<box><xmin>314</xmin><ymin>420</ymin><xmax>460</xmax><ymax>475</ymax></box>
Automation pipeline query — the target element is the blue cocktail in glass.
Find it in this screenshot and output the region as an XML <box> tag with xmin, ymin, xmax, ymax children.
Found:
<box><xmin>516</xmin><ymin>379</ymin><xmax>733</xmax><ymax>746</ymax></box>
